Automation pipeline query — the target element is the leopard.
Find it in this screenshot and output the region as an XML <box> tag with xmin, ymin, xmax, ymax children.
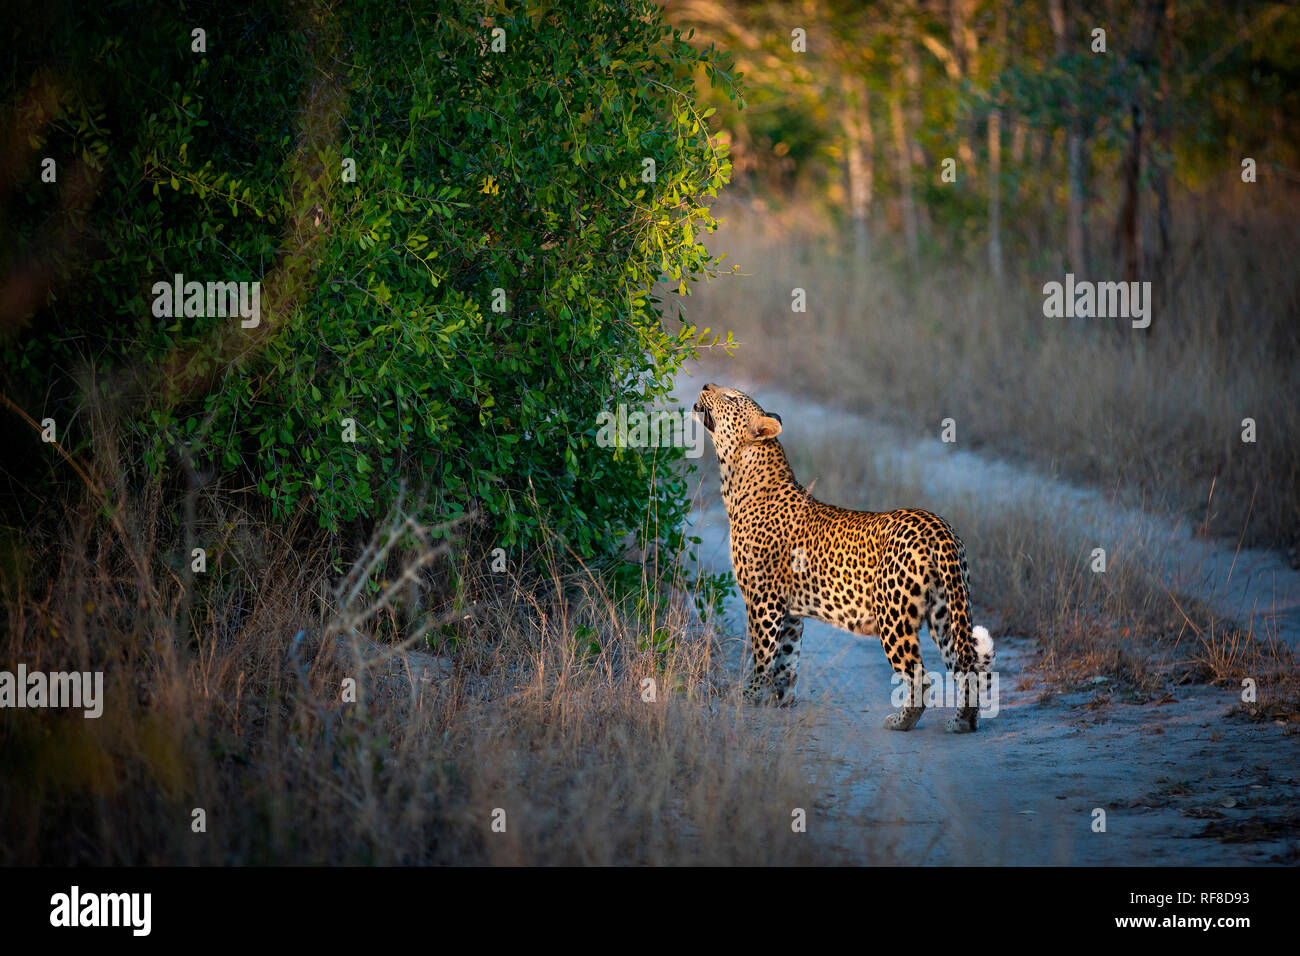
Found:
<box><xmin>693</xmin><ymin>383</ymin><xmax>995</xmax><ymax>732</ymax></box>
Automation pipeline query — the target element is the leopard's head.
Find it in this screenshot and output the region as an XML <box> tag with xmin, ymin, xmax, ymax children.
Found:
<box><xmin>693</xmin><ymin>383</ymin><xmax>783</xmax><ymax>466</ymax></box>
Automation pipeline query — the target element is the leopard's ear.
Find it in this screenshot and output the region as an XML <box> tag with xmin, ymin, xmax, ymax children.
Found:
<box><xmin>748</xmin><ymin>415</ymin><xmax>783</xmax><ymax>441</ymax></box>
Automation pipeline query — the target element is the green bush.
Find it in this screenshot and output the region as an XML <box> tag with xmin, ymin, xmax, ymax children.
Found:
<box><xmin>2</xmin><ymin>0</ymin><xmax>738</xmax><ymax>573</ymax></box>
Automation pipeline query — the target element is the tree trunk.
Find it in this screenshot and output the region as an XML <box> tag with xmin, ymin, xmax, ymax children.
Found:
<box><xmin>891</xmin><ymin>83</ymin><xmax>920</xmax><ymax>268</ymax></box>
<box><xmin>988</xmin><ymin>2</ymin><xmax>1006</xmax><ymax>281</ymax></box>
<box><xmin>1011</xmin><ymin>115</ymin><xmax>1027</xmax><ymax>164</ymax></box>
<box><xmin>1042</xmin><ymin>131</ymin><xmax>1062</xmax><ymax>270</ymax></box>
<box><xmin>902</xmin><ymin>4</ymin><xmax>930</xmax><ymax>239</ymax></box>
<box><xmin>1118</xmin><ymin>102</ymin><xmax>1143</xmax><ymax>283</ymax></box>
<box><xmin>950</xmin><ymin>0</ymin><xmax>979</xmax><ymax>170</ymax></box>
<box><xmin>843</xmin><ymin>74</ymin><xmax>874</xmax><ymax>270</ymax></box>
<box><xmin>1049</xmin><ymin>0</ymin><xmax>1089</xmax><ymax>275</ymax></box>
<box><xmin>1152</xmin><ymin>0</ymin><xmax>1175</xmax><ymax>279</ymax></box>
<box><xmin>1118</xmin><ymin>0</ymin><xmax>1163</xmax><ymax>284</ymax></box>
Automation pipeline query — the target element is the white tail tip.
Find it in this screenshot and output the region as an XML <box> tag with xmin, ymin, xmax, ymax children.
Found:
<box><xmin>973</xmin><ymin>626</ymin><xmax>994</xmax><ymax>663</ymax></box>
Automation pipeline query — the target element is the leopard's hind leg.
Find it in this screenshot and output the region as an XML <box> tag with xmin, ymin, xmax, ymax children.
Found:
<box><xmin>879</xmin><ymin>593</ymin><xmax>926</xmax><ymax>731</ymax></box>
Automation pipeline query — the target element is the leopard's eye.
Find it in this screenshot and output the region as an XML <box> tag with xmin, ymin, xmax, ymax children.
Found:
<box><xmin>723</xmin><ymin>393</ymin><xmax>739</xmax><ymax>404</ymax></box>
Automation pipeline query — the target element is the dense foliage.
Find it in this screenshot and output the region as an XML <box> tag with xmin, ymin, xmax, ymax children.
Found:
<box><xmin>1</xmin><ymin>0</ymin><xmax>738</xmax><ymax>574</ymax></box>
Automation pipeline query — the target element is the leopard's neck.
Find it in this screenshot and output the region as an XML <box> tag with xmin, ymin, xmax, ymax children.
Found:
<box><xmin>718</xmin><ymin>439</ymin><xmax>803</xmax><ymax>520</ymax></box>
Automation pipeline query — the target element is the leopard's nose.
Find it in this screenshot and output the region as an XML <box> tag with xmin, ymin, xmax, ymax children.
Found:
<box><xmin>702</xmin><ymin>382</ymin><xmax>717</xmax><ymax>392</ymax></box>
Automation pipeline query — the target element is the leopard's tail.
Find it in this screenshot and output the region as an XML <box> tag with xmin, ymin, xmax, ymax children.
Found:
<box><xmin>972</xmin><ymin>625</ymin><xmax>995</xmax><ymax>672</ymax></box>
<box><xmin>932</xmin><ymin>518</ymin><xmax>994</xmax><ymax>675</ymax></box>
<box><xmin>948</xmin><ymin>529</ymin><xmax>993</xmax><ymax>674</ymax></box>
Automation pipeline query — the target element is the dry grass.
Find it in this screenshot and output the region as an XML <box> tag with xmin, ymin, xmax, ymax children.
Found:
<box><xmin>684</xmin><ymin>192</ymin><xmax>1300</xmax><ymax>554</ymax></box>
<box><xmin>0</xmin><ymin>451</ymin><xmax>853</xmax><ymax>864</ymax></box>
<box><xmin>1178</xmin><ymin>609</ymin><xmax>1300</xmax><ymax>725</ymax></box>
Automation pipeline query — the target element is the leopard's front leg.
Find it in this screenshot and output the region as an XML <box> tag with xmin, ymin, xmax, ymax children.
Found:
<box><xmin>769</xmin><ymin>615</ymin><xmax>803</xmax><ymax>705</ymax></box>
<box><xmin>742</xmin><ymin>601</ymin><xmax>788</xmax><ymax>704</ymax></box>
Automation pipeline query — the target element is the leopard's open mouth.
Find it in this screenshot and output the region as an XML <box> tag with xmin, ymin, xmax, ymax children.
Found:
<box><xmin>693</xmin><ymin>401</ymin><xmax>714</xmax><ymax>432</ymax></box>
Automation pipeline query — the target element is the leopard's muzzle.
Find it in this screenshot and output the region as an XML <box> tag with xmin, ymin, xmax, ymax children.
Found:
<box><xmin>693</xmin><ymin>400</ymin><xmax>715</xmax><ymax>432</ymax></box>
